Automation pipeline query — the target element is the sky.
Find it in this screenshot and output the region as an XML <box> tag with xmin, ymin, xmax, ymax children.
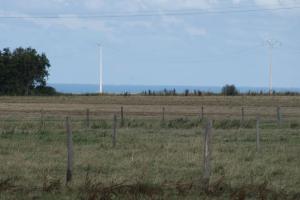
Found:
<box><xmin>0</xmin><ymin>0</ymin><xmax>300</xmax><ymax>88</ymax></box>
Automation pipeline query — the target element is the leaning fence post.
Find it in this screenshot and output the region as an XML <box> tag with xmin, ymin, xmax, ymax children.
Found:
<box><xmin>277</xmin><ymin>107</ymin><xmax>282</xmax><ymax>127</ymax></box>
<box><xmin>66</xmin><ymin>117</ymin><xmax>73</xmax><ymax>184</ymax></box>
<box><xmin>202</xmin><ymin>120</ymin><xmax>213</xmax><ymax>191</ymax></box>
<box><xmin>86</xmin><ymin>108</ymin><xmax>90</xmax><ymax>128</ymax></box>
<box><xmin>112</xmin><ymin>114</ymin><xmax>117</xmax><ymax>148</ymax></box>
<box><xmin>256</xmin><ymin>116</ymin><xmax>260</xmax><ymax>152</ymax></box>
<box><xmin>120</xmin><ymin>106</ymin><xmax>124</xmax><ymax>127</ymax></box>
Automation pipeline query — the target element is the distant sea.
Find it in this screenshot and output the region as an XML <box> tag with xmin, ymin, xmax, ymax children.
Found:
<box><xmin>49</xmin><ymin>84</ymin><xmax>300</xmax><ymax>94</ymax></box>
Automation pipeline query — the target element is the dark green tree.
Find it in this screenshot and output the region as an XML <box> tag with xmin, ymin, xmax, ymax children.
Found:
<box><xmin>0</xmin><ymin>48</ymin><xmax>15</xmax><ymax>94</ymax></box>
<box><xmin>221</xmin><ymin>84</ymin><xmax>239</xmax><ymax>96</ymax></box>
<box><xmin>0</xmin><ymin>47</ymin><xmax>52</xmax><ymax>95</ymax></box>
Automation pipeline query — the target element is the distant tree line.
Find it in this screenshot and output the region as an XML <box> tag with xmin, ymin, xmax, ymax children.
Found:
<box><xmin>139</xmin><ymin>85</ymin><xmax>299</xmax><ymax>96</ymax></box>
<box><xmin>0</xmin><ymin>47</ymin><xmax>56</xmax><ymax>95</ymax></box>
<box><xmin>140</xmin><ymin>88</ymin><xmax>214</xmax><ymax>96</ymax></box>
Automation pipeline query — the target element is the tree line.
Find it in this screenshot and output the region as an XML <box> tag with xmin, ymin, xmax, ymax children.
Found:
<box><xmin>138</xmin><ymin>85</ymin><xmax>299</xmax><ymax>96</ymax></box>
<box><xmin>0</xmin><ymin>47</ymin><xmax>56</xmax><ymax>95</ymax></box>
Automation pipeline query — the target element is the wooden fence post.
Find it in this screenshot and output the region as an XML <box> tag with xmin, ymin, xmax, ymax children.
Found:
<box><xmin>86</xmin><ymin>109</ymin><xmax>90</xmax><ymax>128</ymax></box>
<box><xmin>66</xmin><ymin>117</ymin><xmax>73</xmax><ymax>184</ymax></box>
<box><xmin>241</xmin><ymin>107</ymin><xmax>245</xmax><ymax>125</ymax></box>
<box><xmin>40</xmin><ymin>109</ymin><xmax>45</xmax><ymax>130</ymax></box>
<box><xmin>112</xmin><ymin>114</ymin><xmax>117</xmax><ymax>148</ymax></box>
<box><xmin>202</xmin><ymin>120</ymin><xmax>213</xmax><ymax>191</ymax></box>
<box><xmin>120</xmin><ymin>106</ymin><xmax>124</xmax><ymax>127</ymax></box>
<box><xmin>277</xmin><ymin>107</ymin><xmax>282</xmax><ymax>127</ymax></box>
<box><xmin>201</xmin><ymin>106</ymin><xmax>204</xmax><ymax>120</ymax></box>
<box><xmin>256</xmin><ymin>116</ymin><xmax>260</xmax><ymax>152</ymax></box>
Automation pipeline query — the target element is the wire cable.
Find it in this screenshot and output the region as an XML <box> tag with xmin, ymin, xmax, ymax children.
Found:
<box><xmin>0</xmin><ymin>6</ymin><xmax>300</xmax><ymax>20</ymax></box>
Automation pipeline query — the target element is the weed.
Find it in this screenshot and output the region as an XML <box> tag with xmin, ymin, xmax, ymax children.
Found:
<box><xmin>91</xmin><ymin>120</ymin><xmax>111</xmax><ymax>129</ymax></box>
<box><xmin>167</xmin><ymin>118</ymin><xmax>200</xmax><ymax>129</ymax></box>
<box><xmin>42</xmin><ymin>174</ymin><xmax>61</xmax><ymax>193</ymax></box>
<box><xmin>214</xmin><ymin>119</ymin><xmax>241</xmax><ymax>129</ymax></box>
<box><xmin>290</xmin><ymin>122</ymin><xmax>300</xmax><ymax>129</ymax></box>
<box><xmin>0</xmin><ymin>177</ymin><xmax>16</xmax><ymax>192</ymax></box>
<box><xmin>0</xmin><ymin>128</ymin><xmax>16</xmax><ymax>139</ymax></box>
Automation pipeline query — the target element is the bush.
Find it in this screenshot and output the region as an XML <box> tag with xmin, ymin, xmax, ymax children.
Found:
<box><xmin>91</xmin><ymin>120</ymin><xmax>110</xmax><ymax>129</ymax></box>
<box><xmin>126</xmin><ymin>119</ymin><xmax>147</xmax><ymax>128</ymax></box>
<box><xmin>290</xmin><ymin>122</ymin><xmax>300</xmax><ymax>129</ymax></box>
<box><xmin>34</xmin><ymin>86</ymin><xmax>57</xmax><ymax>95</ymax></box>
<box><xmin>167</xmin><ymin>118</ymin><xmax>200</xmax><ymax>129</ymax></box>
<box><xmin>221</xmin><ymin>84</ymin><xmax>239</xmax><ymax>96</ymax></box>
<box><xmin>214</xmin><ymin>119</ymin><xmax>241</xmax><ymax>129</ymax></box>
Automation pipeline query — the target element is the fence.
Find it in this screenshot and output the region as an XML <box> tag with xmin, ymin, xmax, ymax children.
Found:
<box><xmin>0</xmin><ymin>105</ymin><xmax>299</xmax><ymax>189</ymax></box>
<box><xmin>0</xmin><ymin>105</ymin><xmax>299</xmax><ymax>129</ymax></box>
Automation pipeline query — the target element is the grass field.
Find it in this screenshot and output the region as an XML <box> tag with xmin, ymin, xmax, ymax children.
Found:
<box><xmin>0</xmin><ymin>96</ymin><xmax>300</xmax><ymax>199</ymax></box>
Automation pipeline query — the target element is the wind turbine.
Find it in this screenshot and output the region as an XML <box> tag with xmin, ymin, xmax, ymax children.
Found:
<box><xmin>265</xmin><ymin>39</ymin><xmax>281</xmax><ymax>95</ymax></box>
<box><xmin>97</xmin><ymin>43</ymin><xmax>103</xmax><ymax>94</ymax></box>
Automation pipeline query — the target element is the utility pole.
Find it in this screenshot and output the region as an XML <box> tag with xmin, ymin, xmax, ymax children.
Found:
<box><xmin>265</xmin><ymin>39</ymin><xmax>281</xmax><ymax>96</ymax></box>
<box><xmin>98</xmin><ymin>44</ymin><xmax>103</xmax><ymax>94</ymax></box>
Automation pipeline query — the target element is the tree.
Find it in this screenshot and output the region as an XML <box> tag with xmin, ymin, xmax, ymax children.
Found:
<box><xmin>0</xmin><ymin>47</ymin><xmax>52</xmax><ymax>95</ymax></box>
<box><xmin>221</xmin><ymin>84</ymin><xmax>239</xmax><ymax>96</ymax></box>
<box><xmin>0</xmin><ymin>48</ymin><xmax>14</xmax><ymax>94</ymax></box>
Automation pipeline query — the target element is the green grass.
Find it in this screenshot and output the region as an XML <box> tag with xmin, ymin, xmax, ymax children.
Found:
<box><xmin>0</xmin><ymin>96</ymin><xmax>300</xmax><ymax>199</ymax></box>
<box><xmin>0</xmin><ymin>119</ymin><xmax>299</xmax><ymax>199</ymax></box>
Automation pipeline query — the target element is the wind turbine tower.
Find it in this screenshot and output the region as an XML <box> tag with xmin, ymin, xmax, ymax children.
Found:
<box><xmin>98</xmin><ymin>44</ymin><xmax>103</xmax><ymax>94</ymax></box>
<box><xmin>265</xmin><ymin>39</ymin><xmax>281</xmax><ymax>96</ymax></box>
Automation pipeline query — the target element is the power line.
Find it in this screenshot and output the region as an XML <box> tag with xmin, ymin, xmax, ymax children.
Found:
<box><xmin>17</xmin><ymin>2</ymin><xmax>300</xmax><ymax>16</ymax></box>
<box><xmin>0</xmin><ymin>6</ymin><xmax>300</xmax><ymax>20</ymax></box>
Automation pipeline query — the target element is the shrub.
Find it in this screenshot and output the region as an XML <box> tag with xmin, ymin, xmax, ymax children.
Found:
<box><xmin>91</xmin><ymin>120</ymin><xmax>110</xmax><ymax>129</ymax></box>
<box><xmin>167</xmin><ymin>118</ymin><xmax>200</xmax><ymax>129</ymax></box>
<box><xmin>34</xmin><ymin>86</ymin><xmax>57</xmax><ymax>95</ymax></box>
<box><xmin>290</xmin><ymin>122</ymin><xmax>300</xmax><ymax>129</ymax></box>
<box><xmin>214</xmin><ymin>119</ymin><xmax>241</xmax><ymax>129</ymax></box>
<box><xmin>126</xmin><ymin>119</ymin><xmax>147</xmax><ymax>128</ymax></box>
<box><xmin>221</xmin><ymin>84</ymin><xmax>239</xmax><ymax>96</ymax></box>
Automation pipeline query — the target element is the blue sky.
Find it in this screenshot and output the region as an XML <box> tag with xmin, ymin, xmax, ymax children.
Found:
<box><xmin>0</xmin><ymin>0</ymin><xmax>299</xmax><ymax>88</ymax></box>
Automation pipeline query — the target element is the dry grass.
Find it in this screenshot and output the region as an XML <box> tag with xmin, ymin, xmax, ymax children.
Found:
<box><xmin>0</xmin><ymin>96</ymin><xmax>300</xmax><ymax>121</ymax></box>
<box><xmin>0</xmin><ymin>96</ymin><xmax>300</xmax><ymax>199</ymax></box>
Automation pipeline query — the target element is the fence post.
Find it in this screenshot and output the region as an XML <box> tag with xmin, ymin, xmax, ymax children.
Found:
<box><xmin>40</xmin><ymin>109</ymin><xmax>45</xmax><ymax>130</ymax></box>
<box><xmin>120</xmin><ymin>106</ymin><xmax>124</xmax><ymax>127</ymax></box>
<box><xmin>277</xmin><ymin>107</ymin><xmax>282</xmax><ymax>127</ymax></box>
<box><xmin>241</xmin><ymin>107</ymin><xmax>245</xmax><ymax>126</ymax></box>
<box><xmin>202</xmin><ymin>120</ymin><xmax>213</xmax><ymax>191</ymax></box>
<box><xmin>162</xmin><ymin>107</ymin><xmax>165</xmax><ymax>123</ymax></box>
<box><xmin>66</xmin><ymin>117</ymin><xmax>73</xmax><ymax>185</ymax></box>
<box><xmin>112</xmin><ymin>114</ymin><xmax>117</xmax><ymax>148</ymax></box>
<box><xmin>256</xmin><ymin>116</ymin><xmax>260</xmax><ymax>152</ymax></box>
<box><xmin>86</xmin><ymin>109</ymin><xmax>90</xmax><ymax>128</ymax></box>
<box><xmin>201</xmin><ymin>106</ymin><xmax>204</xmax><ymax>120</ymax></box>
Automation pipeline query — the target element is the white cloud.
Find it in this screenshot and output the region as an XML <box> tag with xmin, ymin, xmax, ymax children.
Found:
<box><xmin>2</xmin><ymin>0</ymin><xmax>218</xmax><ymax>13</ymax></box>
<box><xmin>232</xmin><ymin>0</ymin><xmax>242</xmax><ymax>4</ymax></box>
<box><xmin>254</xmin><ymin>0</ymin><xmax>299</xmax><ymax>8</ymax></box>
<box><xmin>139</xmin><ymin>0</ymin><xmax>216</xmax><ymax>10</ymax></box>
<box><xmin>3</xmin><ymin>0</ymin><xmax>299</xmax><ymax>14</ymax></box>
<box><xmin>84</xmin><ymin>0</ymin><xmax>105</xmax><ymax>11</ymax></box>
<box><xmin>0</xmin><ymin>10</ymin><xmax>112</xmax><ymax>33</ymax></box>
<box><xmin>185</xmin><ymin>26</ymin><xmax>207</xmax><ymax>36</ymax></box>
<box><xmin>1</xmin><ymin>0</ymin><xmax>297</xmax><ymax>36</ymax></box>
<box><xmin>34</xmin><ymin>17</ymin><xmax>112</xmax><ymax>32</ymax></box>
<box><xmin>0</xmin><ymin>0</ymin><xmax>213</xmax><ymax>33</ymax></box>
